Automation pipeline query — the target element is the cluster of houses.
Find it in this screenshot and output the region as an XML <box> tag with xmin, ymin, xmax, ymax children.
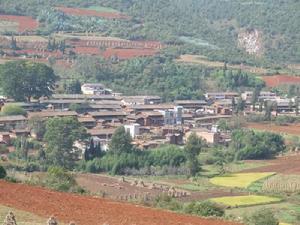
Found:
<box><xmin>0</xmin><ymin>83</ymin><xmax>298</xmax><ymax>151</ymax></box>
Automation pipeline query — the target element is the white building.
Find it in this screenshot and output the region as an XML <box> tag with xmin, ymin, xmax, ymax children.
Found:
<box><xmin>81</xmin><ymin>83</ymin><xmax>112</xmax><ymax>95</ymax></box>
<box><xmin>124</xmin><ymin>123</ymin><xmax>140</xmax><ymax>138</ymax></box>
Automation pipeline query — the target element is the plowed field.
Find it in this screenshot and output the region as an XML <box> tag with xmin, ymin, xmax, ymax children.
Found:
<box><xmin>262</xmin><ymin>75</ymin><xmax>300</xmax><ymax>87</ymax></box>
<box><xmin>56</xmin><ymin>7</ymin><xmax>129</xmax><ymax>20</ymax></box>
<box><xmin>0</xmin><ymin>181</ymin><xmax>239</xmax><ymax>225</ymax></box>
<box><xmin>243</xmin><ymin>155</ymin><xmax>300</xmax><ymax>175</ymax></box>
<box><xmin>246</xmin><ymin>123</ymin><xmax>300</xmax><ymax>136</ymax></box>
<box><xmin>0</xmin><ymin>15</ymin><xmax>39</xmax><ymax>32</ymax></box>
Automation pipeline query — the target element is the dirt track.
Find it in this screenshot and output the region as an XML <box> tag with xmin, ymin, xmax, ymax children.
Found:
<box><xmin>0</xmin><ymin>181</ymin><xmax>239</xmax><ymax>225</ymax></box>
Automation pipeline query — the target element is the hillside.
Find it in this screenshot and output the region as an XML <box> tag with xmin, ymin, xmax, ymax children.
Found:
<box><xmin>0</xmin><ymin>0</ymin><xmax>299</xmax><ymax>66</ymax></box>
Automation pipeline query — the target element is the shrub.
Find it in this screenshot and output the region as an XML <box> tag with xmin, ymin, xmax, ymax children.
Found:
<box><xmin>153</xmin><ymin>194</ymin><xmax>182</xmax><ymax>211</ymax></box>
<box><xmin>184</xmin><ymin>201</ymin><xmax>224</xmax><ymax>217</ymax></box>
<box><xmin>1</xmin><ymin>104</ymin><xmax>26</xmax><ymax>116</ymax></box>
<box><xmin>45</xmin><ymin>166</ymin><xmax>77</xmax><ymax>192</ymax></box>
<box><xmin>245</xmin><ymin>208</ymin><xmax>279</xmax><ymax>225</ymax></box>
<box><xmin>0</xmin><ymin>165</ymin><xmax>7</xmax><ymax>179</ymax></box>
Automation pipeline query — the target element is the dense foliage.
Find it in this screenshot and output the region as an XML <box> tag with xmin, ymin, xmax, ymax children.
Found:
<box><xmin>0</xmin><ymin>165</ymin><xmax>6</xmax><ymax>179</ymax></box>
<box><xmin>230</xmin><ymin>129</ymin><xmax>285</xmax><ymax>160</ymax></box>
<box><xmin>0</xmin><ymin>61</ymin><xmax>57</xmax><ymax>101</ymax></box>
<box><xmin>44</xmin><ymin>117</ymin><xmax>88</xmax><ymax>169</ymax></box>
<box><xmin>1</xmin><ymin>104</ymin><xmax>27</xmax><ymax>116</ymax></box>
<box><xmin>184</xmin><ymin>201</ymin><xmax>225</xmax><ymax>217</ymax></box>
<box><xmin>245</xmin><ymin>208</ymin><xmax>279</xmax><ymax>225</ymax></box>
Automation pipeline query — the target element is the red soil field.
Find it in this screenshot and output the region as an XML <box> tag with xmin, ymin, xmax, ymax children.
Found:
<box><xmin>103</xmin><ymin>48</ymin><xmax>158</xmax><ymax>59</ymax></box>
<box><xmin>262</xmin><ymin>75</ymin><xmax>300</xmax><ymax>87</ymax></box>
<box><xmin>0</xmin><ymin>15</ymin><xmax>39</xmax><ymax>32</ymax></box>
<box><xmin>242</xmin><ymin>154</ymin><xmax>300</xmax><ymax>175</ymax></box>
<box><xmin>56</xmin><ymin>7</ymin><xmax>129</xmax><ymax>20</ymax></box>
<box><xmin>74</xmin><ymin>46</ymin><xmax>102</xmax><ymax>55</ymax></box>
<box><xmin>0</xmin><ymin>181</ymin><xmax>239</xmax><ymax>225</ymax></box>
<box><xmin>246</xmin><ymin>122</ymin><xmax>300</xmax><ymax>136</ymax></box>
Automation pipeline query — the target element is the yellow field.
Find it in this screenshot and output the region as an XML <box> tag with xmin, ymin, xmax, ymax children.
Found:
<box><xmin>210</xmin><ymin>172</ymin><xmax>275</xmax><ymax>188</ymax></box>
<box><xmin>211</xmin><ymin>195</ymin><xmax>282</xmax><ymax>207</ymax></box>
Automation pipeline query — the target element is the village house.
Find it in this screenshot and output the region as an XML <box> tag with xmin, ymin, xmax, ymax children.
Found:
<box><xmin>0</xmin><ymin>115</ymin><xmax>27</xmax><ymax>131</ymax></box>
<box><xmin>132</xmin><ymin>111</ymin><xmax>164</xmax><ymax>127</ymax></box>
<box><xmin>27</xmin><ymin>111</ymin><xmax>78</xmax><ymax>120</ymax></box>
<box><xmin>81</xmin><ymin>83</ymin><xmax>112</xmax><ymax>95</ymax></box>
<box><xmin>88</xmin><ymin>111</ymin><xmax>127</xmax><ymax>123</ymax></box>
<box><xmin>51</xmin><ymin>94</ymin><xmax>117</xmax><ymax>102</ymax></box>
<box><xmin>0</xmin><ymin>132</ymin><xmax>11</xmax><ymax>145</ymax></box>
<box><xmin>175</xmin><ymin>100</ymin><xmax>207</xmax><ymax>110</ymax></box>
<box><xmin>121</xmin><ymin>96</ymin><xmax>162</xmax><ymax>105</ymax></box>
<box><xmin>78</xmin><ymin>116</ymin><xmax>97</xmax><ymax>129</ymax></box>
<box><xmin>205</xmin><ymin>92</ymin><xmax>239</xmax><ymax>100</ymax></box>
<box><xmin>127</xmin><ymin>104</ymin><xmax>175</xmax><ymax>113</ymax></box>
<box><xmin>185</xmin><ymin>129</ymin><xmax>220</xmax><ymax>144</ymax></box>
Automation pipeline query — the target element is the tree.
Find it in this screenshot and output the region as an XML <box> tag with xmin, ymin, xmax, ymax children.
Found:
<box><xmin>109</xmin><ymin>126</ymin><xmax>133</xmax><ymax>154</ymax></box>
<box><xmin>0</xmin><ymin>61</ymin><xmax>57</xmax><ymax>102</ymax></box>
<box><xmin>245</xmin><ymin>208</ymin><xmax>279</xmax><ymax>225</ymax></box>
<box><xmin>0</xmin><ymin>165</ymin><xmax>6</xmax><ymax>179</ymax></box>
<box><xmin>236</xmin><ymin>97</ymin><xmax>245</xmax><ymax>113</ymax></box>
<box><xmin>185</xmin><ymin>132</ymin><xmax>204</xmax><ymax>176</ymax></box>
<box><xmin>44</xmin><ymin>117</ymin><xmax>88</xmax><ymax>169</ymax></box>
<box><xmin>1</xmin><ymin>104</ymin><xmax>26</xmax><ymax>116</ymax></box>
<box><xmin>66</xmin><ymin>80</ymin><xmax>82</xmax><ymax>94</ymax></box>
<box><xmin>28</xmin><ymin>116</ymin><xmax>46</xmax><ymax>140</ymax></box>
<box><xmin>251</xmin><ymin>86</ymin><xmax>261</xmax><ymax>111</ymax></box>
<box><xmin>295</xmin><ymin>96</ymin><xmax>299</xmax><ymax>115</ymax></box>
<box><xmin>231</xmin><ymin>130</ymin><xmax>285</xmax><ymax>160</ymax></box>
<box><xmin>10</xmin><ymin>36</ymin><xmax>17</xmax><ymax>50</ymax></box>
<box><xmin>84</xmin><ymin>138</ymin><xmax>103</xmax><ymax>161</ymax></box>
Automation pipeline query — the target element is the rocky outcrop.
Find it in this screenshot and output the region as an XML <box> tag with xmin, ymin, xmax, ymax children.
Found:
<box><xmin>238</xmin><ymin>28</ymin><xmax>263</xmax><ymax>56</ymax></box>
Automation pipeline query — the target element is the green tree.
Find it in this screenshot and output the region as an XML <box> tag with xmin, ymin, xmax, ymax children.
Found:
<box><xmin>245</xmin><ymin>208</ymin><xmax>279</xmax><ymax>225</ymax></box>
<box><xmin>185</xmin><ymin>132</ymin><xmax>204</xmax><ymax>176</ymax></box>
<box><xmin>0</xmin><ymin>61</ymin><xmax>57</xmax><ymax>102</ymax></box>
<box><xmin>0</xmin><ymin>165</ymin><xmax>6</xmax><ymax>179</ymax></box>
<box><xmin>1</xmin><ymin>104</ymin><xmax>26</xmax><ymax>116</ymax></box>
<box><xmin>28</xmin><ymin>116</ymin><xmax>46</xmax><ymax>140</ymax></box>
<box><xmin>251</xmin><ymin>86</ymin><xmax>261</xmax><ymax>111</ymax></box>
<box><xmin>66</xmin><ymin>80</ymin><xmax>82</xmax><ymax>94</ymax></box>
<box><xmin>44</xmin><ymin>117</ymin><xmax>88</xmax><ymax>169</ymax></box>
<box><xmin>109</xmin><ymin>126</ymin><xmax>133</xmax><ymax>154</ymax></box>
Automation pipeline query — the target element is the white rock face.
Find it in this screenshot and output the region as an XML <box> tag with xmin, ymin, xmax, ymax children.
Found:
<box><xmin>238</xmin><ymin>29</ymin><xmax>263</xmax><ymax>55</ymax></box>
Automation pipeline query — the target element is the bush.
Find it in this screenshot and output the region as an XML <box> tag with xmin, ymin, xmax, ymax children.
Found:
<box><xmin>153</xmin><ymin>194</ymin><xmax>183</xmax><ymax>211</ymax></box>
<box><xmin>1</xmin><ymin>104</ymin><xmax>26</xmax><ymax>116</ymax></box>
<box><xmin>0</xmin><ymin>165</ymin><xmax>7</xmax><ymax>179</ymax></box>
<box><xmin>245</xmin><ymin>208</ymin><xmax>279</xmax><ymax>225</ymax></box>
<box><xmin>184</xmin><ymin>201</ymin><xmax>225</xmax><ymax>217</ymax></box>
<box><xmin>44</xmin><ymin>166</ymin><xmax>77</xmax><ymax>192</ymax></box>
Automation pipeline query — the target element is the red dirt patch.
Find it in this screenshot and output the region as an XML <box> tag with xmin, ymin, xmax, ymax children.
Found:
<box><xmin>56</xmin><ymin>7</ymin><xmax>130</xmax><ymax>20</ymax></box>
<box><xmin>262</xmin><ymin>75</ymin><xmax>300</xmax><ymax>87</ymax></box>
<box><xmin>0</xmin><ymin>15</ymin><xmax>39</xmax><ymax>32</ymax></box>
<box><xmin>246</xmin><ymin>122</ymin><xmax>300</xmax><ymax>136</ymax></box>
<box><xmin>242</xmin><ymin>154</ymin><xmax>300</xmax><ymax>175</ymax></box>
<box><xmin>0</xmin><ymin>181</ymin><xmax>239</xmax><ymax>225</ymax></box>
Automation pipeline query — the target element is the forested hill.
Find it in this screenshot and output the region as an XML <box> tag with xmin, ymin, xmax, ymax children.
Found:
<box><xmin>0</xmin><ymin>0</ymin><xmax>299</xmax><ymax>65</ymax></box>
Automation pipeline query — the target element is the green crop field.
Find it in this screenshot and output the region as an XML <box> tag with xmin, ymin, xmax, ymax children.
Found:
<box><xmin>210</xmin><ymin>172</ymin><xmax>275</xmax><ymax>188</ymax></box>
<box><xmin>84</xmin><ymin>6</ymin><xmax>119</xmax><ymax>13</ymax></box>
<box><xmin>211</xmin><ymin>195</ymin><xmax>282</xmax><ymax>207</ymax></box>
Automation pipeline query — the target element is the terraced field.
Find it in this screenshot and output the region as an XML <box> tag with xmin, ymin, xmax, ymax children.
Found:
<box><xmin>210</xmin><ymin>172</ymin><xmax>275</xmax><ymax>188</ymax></box>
